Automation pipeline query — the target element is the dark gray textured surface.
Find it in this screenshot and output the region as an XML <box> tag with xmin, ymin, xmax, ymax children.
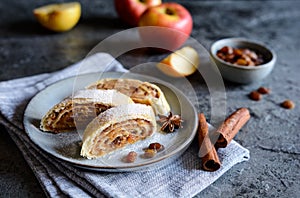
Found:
<box><xmin>0</xmin><ymin>0</ymin><xmax>299</xmax><ymax>197</ymax></box>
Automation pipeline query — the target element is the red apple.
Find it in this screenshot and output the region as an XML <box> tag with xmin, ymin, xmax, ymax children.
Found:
<box><xmin>138</xmin><ymin>2</ymin><xmax>193</xmax><ymax>51</ymax></box>
<box><xmin>114</xmin><ymin>0</ymin><xmax>161</xmax><ymax>27</ymax></box>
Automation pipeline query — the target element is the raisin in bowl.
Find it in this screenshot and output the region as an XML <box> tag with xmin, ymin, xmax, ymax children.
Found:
<box><xmin>210</xmin><ymin>38</ymin><xmax>276</xmax><ymax>84</ymax></box>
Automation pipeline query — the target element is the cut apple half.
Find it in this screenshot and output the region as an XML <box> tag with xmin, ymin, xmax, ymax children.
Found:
<box><xmin>157</xmin><ymin>46</ymin><xmax>199</xmax><ymax>77</ymax></box>
<box><xmin>33</xmin><ymin>2</ymin><xmax>81</xmax><ymax>32</ymax></box>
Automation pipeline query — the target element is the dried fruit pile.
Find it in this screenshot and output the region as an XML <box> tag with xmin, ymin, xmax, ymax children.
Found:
<box><xmin>217</xmin><ymin>46</ymin><xmax>264</xmax><ymax>66</ymax></box>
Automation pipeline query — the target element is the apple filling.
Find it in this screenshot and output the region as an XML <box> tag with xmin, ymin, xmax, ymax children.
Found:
<box><xmin>90</xmin><ymin>79</ymin><xmax>142</xmax><ymax>97</ymax></box>
<box><xmin>88</xmin><ymin>79</ymin><xmax>159</xmax><ymax>99</ymax></box>
<box><xmin>90</xmin><ymin>119</ymin><xmax>154</xmax><ymax>156</ymax></box>
<box><xmin>132</xmin><ymin>83</ymin><xmax>160</xmax><ymax>101</ymax></box>
<box><xmin>41</xmin><ymin>100</ymin><xmax>112</xmax><ymax>133</ymax></box>
<box><xmin>86</xmin><ymin>78</ymin><xmax>170</xmax><ymax>115</ymax></box>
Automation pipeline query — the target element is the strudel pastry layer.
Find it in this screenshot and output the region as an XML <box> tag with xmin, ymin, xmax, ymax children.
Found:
<box><xmin>40</xmin><ymin>90</ymin><xmax>133</xmax><ymax>133</ymax></box>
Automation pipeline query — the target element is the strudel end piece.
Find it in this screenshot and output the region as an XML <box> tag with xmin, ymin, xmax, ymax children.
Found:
<box><xmin>80</xmin><ymin>103</ymin><xmax>156</xmax><ymax>159</ymax></box>
<box><xmin>86</xmin><ymin>78</ymin><xmax>170</xmax><ymax>115</ymax></box>
<box><xmin>40</xmin><ymin>90</ymin><xmax>133</xmax><ymax>133</ymax></box>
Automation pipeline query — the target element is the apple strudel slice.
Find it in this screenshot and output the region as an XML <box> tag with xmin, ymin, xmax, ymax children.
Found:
<box><xmin>86</xmin><ymin>78</ymin><xmax>170</xmax><ymax>115</ymax></box>
<box><xmin>80</xmin><ymin>103</ymin><xmax>156</xmax><ymax>159</ymax></box>
<box><xmin>40</xmin><ymin>90</ymin><xmax>133</xmax><ymax>133</ymax></box>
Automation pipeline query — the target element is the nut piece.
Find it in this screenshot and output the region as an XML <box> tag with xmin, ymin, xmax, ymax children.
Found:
<box><xmin>148</xmin><ymin>142</ymin><xmax>165</xmax><ymax>152</ymax></box>
<box><xmin>281</xmin><ymin>100</ymin><xmax>295</xmax><ymax>109</ymax></box>
<box><xmin>235</xmin><ymin>58</ymin><xmax>248</xmax><ymax>66</ymax></box>
<box><xmin>143</xmin><ymin>148</ymin><xmax>157</xmax><ymax>158</ymax></box>
<box><xmin>249</xmin><ymin>91</ymin><xmax>262</xmax><ymax>101</ymax></box>
<box><xmin>124</xmin><ymin>151</ymin><xmax>137</xmax><ymax>163</ymax></box>
<box><xmin>257</xmin><ymin>87</ymin><xmax>270</xmax><ymax>94</ymax></box>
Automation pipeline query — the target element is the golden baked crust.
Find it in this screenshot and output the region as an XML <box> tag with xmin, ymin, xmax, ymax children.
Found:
<box><xmin>86</xmin><ymin>78</ymin><xmax>170</xmax><ymax>115</ymax></box>
<box><xmin>40</xmin><ymin>90</ymin><xmax>133</xmax><ymax>133</ymax></box>
<box><xmin>80</xmin><ymin>103</ymin><xmax>156</xmax><ymax>159</ymax></box>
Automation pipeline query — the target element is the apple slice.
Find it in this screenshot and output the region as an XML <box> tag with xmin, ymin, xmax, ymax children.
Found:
<box><xmin>157</xmin><ymin>46</ymin><xmax>199</xmax><ymax>77</ymax></box>
<box><xmin>33</xmin><ymin>2</ymin><xmax>81</xmax><ymax>32</ymax></box>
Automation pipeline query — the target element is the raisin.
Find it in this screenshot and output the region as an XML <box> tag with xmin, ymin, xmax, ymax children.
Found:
<box><xmin>281</xmin><ymin>100</ymin><xmax>295</xmax><ymax>109</ymax></box>
<box><xmin>148</xmin><ymin>143</ymin><xmax>164</xmax><ymax>152</ymax></box>
<box><xmin>249</xmin><ymin>91</ymin><xmax>262</xmax><ymax>101</ymax></box>
<box><xmin>257</xmin><ymin>87</ymin><xmax>270</xmax><ymax>94</ymax></box>
<box><xmin>143</xmin><ymin>148</ymin><xmax>157</xmax><ymax>158</ymax></box>
<box><xmin>124</xmin><ymin>151</ymin><xmax>137</xmax><ymax>163</ymax></box>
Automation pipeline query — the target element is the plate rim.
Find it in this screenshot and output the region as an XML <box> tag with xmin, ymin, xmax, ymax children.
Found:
<box><xmin>23</xmin><ymin>72</ymin><xmax>198</xmax><ymax>171</ymax></box>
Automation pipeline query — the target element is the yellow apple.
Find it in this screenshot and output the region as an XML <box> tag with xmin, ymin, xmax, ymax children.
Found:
<box><xmin>33</xmin><ymin>2</ymin><xmax>81</xmax><ymax>32</ymax></box>
<box><xmin>157</xmin><ymin>46</ymin><xmax>199</xmax><ymax>77</ymax></box>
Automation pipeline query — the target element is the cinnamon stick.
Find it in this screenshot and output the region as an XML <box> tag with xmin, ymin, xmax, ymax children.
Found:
<box><xmin>198</xmin><ymin>113</ymin><xmax>221</xmax><ymax>172</ymax></box>
<box><xmin>215</xmin><ymin>107</ymin><xmax>250</xmax><ymax>149</ymax></box>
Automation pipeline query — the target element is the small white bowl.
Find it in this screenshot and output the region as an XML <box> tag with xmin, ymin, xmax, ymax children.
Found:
<box><xmin>210</xmin><ymin>38</ymin><xmax>277</xmax><ymax>84</ymax></box>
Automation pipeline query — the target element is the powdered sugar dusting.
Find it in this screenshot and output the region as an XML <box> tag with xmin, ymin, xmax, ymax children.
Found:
<box><xmin>72</xmin><ymin>90</ymin><xmax>133</xmax><ymax>105</ymax></box>
<box><xmin>96</xmin><ymin>103</ymin><xmax>156</xmax><ymax>125</ymax></box>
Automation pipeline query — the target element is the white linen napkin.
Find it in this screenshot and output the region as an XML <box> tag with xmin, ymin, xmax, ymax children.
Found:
<box><xmin>0</xmin><ymin>53</ymin><xmax>249</xmax><ymax>198</ymax></box>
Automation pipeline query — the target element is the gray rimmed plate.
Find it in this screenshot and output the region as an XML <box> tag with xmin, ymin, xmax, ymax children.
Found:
<box><xmin>23</xmin><ymin>72</ymin><xmax>198</xmax><ymax>172</ymax></box>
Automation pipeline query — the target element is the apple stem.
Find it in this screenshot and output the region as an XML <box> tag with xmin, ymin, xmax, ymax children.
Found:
<box><xmin>139</xmin><ymin>0</ymin><xmax>146</xmax><ymax>3</ymax></box>
<box><xmin>165</xmin><ymin>8</ymin><xmax>175</xmax><ymax>16</ymax></box>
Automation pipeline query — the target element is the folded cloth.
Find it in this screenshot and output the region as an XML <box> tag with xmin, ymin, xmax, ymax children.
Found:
<box><xmin>0</xmin><ymin>53</ymin><xmax>250</xmax><ymax>198</ymax></box>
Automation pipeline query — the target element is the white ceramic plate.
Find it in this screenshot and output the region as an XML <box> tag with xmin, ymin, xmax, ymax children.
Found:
<box><xmin>23</xmin><ymin>72</ymin><xmax>198</xmax><ymax>172</ymax></box>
